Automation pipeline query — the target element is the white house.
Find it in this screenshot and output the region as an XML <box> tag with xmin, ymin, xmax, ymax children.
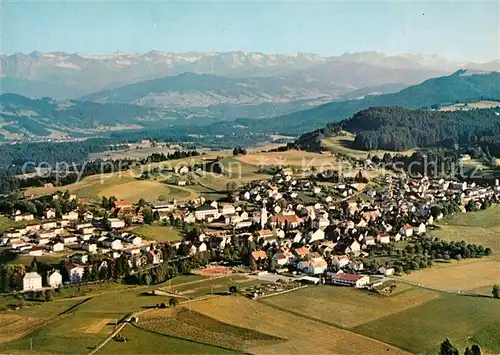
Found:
<box><xmin>346</xmin><ymin>240</ymin><xmax>361</xmax><ymax>254</ymax></box>
<box><xmin>23</xmin><ymin>272</ymin><xmax>42</xmax><ymax>291</ymax></box>
<box><xmin>194</xmin><ymin>204</ymin><xmax>219</xmax><ymax>220</ymax></box>
<box><xmin>48</xmin><ymin>242</ymin><xmax>64</xmax><ymax>252</ymax></box>
<box><xmin>297</xmin><ymin>258</ymin><xmax>327</xmax><ymax>275</ymax></box>
<box><xmin>82</xmin><ymin>243</ymin><xmax>97</xmax><ymax>253</ymax></box>
<box><xmin>376</xmin><ymin>233</ymin><xmax>391</xmax><ymax>244</ymax></box>
<box><xmin>332</xmin><ymin>255</ymin><xmax>350</xmax><ymax>268</ymax></box>
<box><xmin>379</xmin><ymin>266</ymin><xmax>395</xmax><ymax>276</ymax></box>
<box><xmin>332</xmin><ymin>273</ymin><xmax>369</xmax><ymax>288</ymax></box>
<box><xmin>103</xmin><ymin>239</ymin><xmax>122</xmax><ymax>250</ymax></box>
<box><xmin>66</xmin><ymin>263</ymin><xmax>85</xmax><ymax>283</ymax></box>
<box><xmin>400</xmin><ymin>224</ymin><xmax>414</xmax><ymax>237</ymax></box>
<box><xmin>364</xmin><ymin>236</ymin><xmax>376</xmax><ymax>246</ymax></box>
<box><xmin>13</xmin><ymin>213</ymin><xmax>34</xmax><ymax>222</ymax></box>
<box><xmin>62</xmin><ymin>211</ymin><xmax>79</xmax><ymax>221</ymax></box>
<box><xmin>107</xmin><ymin>218</ymin><xmax>125</xmax><ymax>229</ymax></box>
<box><xmin>417</xmin><ymin>223</ymin><xmax>426</xmax><ymax>235</ymax></box>
<box><xmin>47</xmin><ymin>270</ymin><xmax>62</xmax><ymax>288</ymax></box>
<box><xmin>308</xmin><ymin>229</ymin><xmax>325</xmax><ymax>243</ymax></box>
<box><xmin>45</xmin><ymin>209</ymin><xmax>56</xmax><ymax>219</ymax></box>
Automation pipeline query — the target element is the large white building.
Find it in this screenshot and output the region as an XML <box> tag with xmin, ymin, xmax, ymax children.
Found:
<box><xmin>47</xmin><ymin>270</ymin><xmax>62</xmax><ymax>288</ymax></box>
<box><xmin>23</xmin><ymin>272</ymin><xmax>42</xmax><ymax>291</ymax></box>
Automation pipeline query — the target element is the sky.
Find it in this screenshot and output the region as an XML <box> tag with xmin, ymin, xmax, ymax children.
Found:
<box><xmin>1</xmin><ymin>0</ymin><xmax>499</xmax><ymax>62</ymax></box>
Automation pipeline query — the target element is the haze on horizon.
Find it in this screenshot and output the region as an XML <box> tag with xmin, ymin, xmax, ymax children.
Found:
<box><xmin>1</xmin><ymin>0</ymin><xmax>499</xmax><ymax>62</ymax></box>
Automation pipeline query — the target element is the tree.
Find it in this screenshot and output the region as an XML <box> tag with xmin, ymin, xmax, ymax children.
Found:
<box><xmin>229</xmin><ymin>285</ymin><xmax>238</xmax><ymax>294</ymax></box>
<box><xmin>142</xmin><ymin>208</ymin><xmax>154</xmax><ymax>224</ymax></box>
<box><xmin>169</xmin><ymin>297</ymin><xmax>178</xmax><ymax>307</ymax></box>
<box><xmin>492</xmin><ymin>284</ymin><xmax>500</xmax><ymax>299</ymax></box>
<box><xmin>471</xmin><ymin>344</ymin><xmax>481</xmax><ymax>355</ymax></box>
<box><xmin>439</xmin><ymin>339</ymin><xmax>459</xmax><ymax>355</ymax></box>
<box><xmin>44</xmin><ymin>289</ymin><xmax>54</xmax><ymax>301</ymax></box>
<box><xmin>30</xmin><ymin>257</ymin><xmax>38</xmax><ymax>273</ymax></box>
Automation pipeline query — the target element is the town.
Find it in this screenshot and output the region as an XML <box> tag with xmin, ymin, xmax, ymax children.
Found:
<box><xmin>1</xmin><ymin>162</ymin><xmax>498</xmax><ymax>296</ymax></box>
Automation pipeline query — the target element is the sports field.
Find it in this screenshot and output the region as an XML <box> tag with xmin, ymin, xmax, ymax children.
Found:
<box><xmin>132</xmin><ymin>225</ymin><xmax>183</xmax><ymax>242</ymax></box>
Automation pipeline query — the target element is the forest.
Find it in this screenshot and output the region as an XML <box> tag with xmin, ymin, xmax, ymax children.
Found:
<box><xmin>324</xmin><ymin>107</ymin><xmax>500</xmax><ymax>153</ymax></box>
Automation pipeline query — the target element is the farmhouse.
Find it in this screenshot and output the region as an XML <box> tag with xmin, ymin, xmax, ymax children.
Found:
<box><xmin>107</xmin><ymin>218</ymin><xmax>126</xmax><ymax>229</ymax></box>
<box><xmin>66</xmin><ymin>263</ymin><xmax>85</xmax><ymax>283</ymax></box>
<box><xmin>47</xmin><ymin>270</ymin><xmax>62</xmax><ymax>288</ymax></box>
<box><xmin>332</xmin><ymin>273</ymin><xmax>369</xmax><ymax>288</ymax></box>
<box><xmin>23</xmin><ymin>272</ymin><xmax>42</xmax><ymax>291</ymax></box>
<box><xmin>297</xmin><ymin>258</ymin><xmax>327</xmax><ymax>275</ymax></box>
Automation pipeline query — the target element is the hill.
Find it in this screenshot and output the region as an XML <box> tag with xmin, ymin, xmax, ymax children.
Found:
<box><xmin>0</xmin><ymin>93</ymin><xmax>178</xmax><ymax>139</ymax></box>
<box><xmin>249</xmin><ymin>70</ymin><xmax>500</xmax><ymax>134</ymax></box>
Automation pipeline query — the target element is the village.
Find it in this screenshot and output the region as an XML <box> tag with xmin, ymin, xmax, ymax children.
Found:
<box><xmin>1</xmin><ymin>166</ymin><xmax>498</xmax><ymax>295</ymax></box>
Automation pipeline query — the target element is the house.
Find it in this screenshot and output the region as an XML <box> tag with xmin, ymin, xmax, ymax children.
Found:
<box><xmin>297</xmin><ymin>258</ymin><xmax>328</xmax><ymax>275</ymax></box>
<box><xmin>332</xmin><ymin>255</ymin><xmax>350</xmax><ymax>268</ymax></box>
<box><xmin>400</xmin><ymin>224</ymin><xmax>414</xmax><ymax>237</ymax></box>
<box><xmin>293</xmin><ymin>247</ymin><xmax>309</xmax><ymax>259</ymax></box>
<box><xmin>23</xmin><ymin>272</ymin><xmax>42</xmax><ymax>291</ymax></box>
<box><xmin>28</xmin><ymin>247</ymin><xmax>44</xmax><ymax>256</ymax></box>
<box><xmin>82</xmin><ymin>243</ymin><xmax>97</xmax><ymax>253</ymax></box>
<box><xmin>66</xmin><ymin>263</ymin><xmax>85</xmax><ymax>283</ymax></box>
<box><xmin>198</xmin><ymin>242</ymin><xmax>207</xmax><ymax>253</ymax></box>
<box><xmin>60</xmin><ymin>235</ymin><xmax>78</xmax><ymax>244</ymax></box>
<box><xmin>45</xmin><ymin>209</ymin><xmax>56</xmax><ymax>219</ymax></box>
<box><xmin>273</xmin><ymin>252</ymin><xmax>291</xmax><ymax>266</ymax></box>
<box><xmin>62</xmin><ymin>211</ymin><xmax>79</xmax><ymax>221</ymax></box>
<box><xmin>47</xmin><ymin>270</ymin><xmax>62</xmax><ymax>288</ymax></box>
<box><xmin>378</xmin><ymin>266</ymin><xmax>395</xmax><ymax>276</ymax></box>
<box><xmin>218</xmin><ymin>203</ymin><xmax>236</xmax><ymax>215</ymax></box>
<box><xmin>417</xmin><ymin>223</ymin><xmax>426</xmax><ymax>235</ymax></box>
<box><xmin>103</xmin><ymin>239</ymin><xmax>122</xmax><ymax>250</ymax></box>
<box><xmin>250</xmin><ymin>250</ymin><xmax>267</xmax><ymax>266</ymax></box>
<box><xmin>113</xmin><ymin>200</ymin><xmax>133</xmax><ymax>209</ymax></box>
<box><xmin>146</xmin><ymin>249</ymin><xmax>163</xmax><ymax>264</ymax></box>
<box><xmin>376</xmin><ymin>232</ymin><xmax>391</xmax><ymax>244</ymax></box>
<box><xmin>152</xmin><ymin>201</ymin><xmax>175</xmax><ymax>213</ymax></box>
<box><xmin>308</xmin><ymin>229</ymin><xmax>325</xmax><ymax>243</ymax></box>
<box><xmin>346</xmin><ymin>240</ymin><xmax>361</xmax><ymax>254</ymax></box>
<box><xmin>194</xmin><ymin>204</ymin><xmax>219</xmax><ymax>220</ymax></box>
<box><xmin>364</xmin><ymin>236</ymin><xmax>376</xmax><ymax>246</ymax></box>
<box><xmin>13</xmin><ymin>213</ymin><xmax>34</xmax><ymax>222</ymax></box>
<box><xmin>107</xmin><ymin>218</ymin><xmax>126</xmax><ymax>229</ymax></box>
<box><xmin>47</xmin><ymin>242</ymin><xmax>64</xmax><ymax>252</ymax></box>
<box><xmin>270</xmin><ymin>215</ymin><xmax>303</xmax><ymax>229</ymax></box>
<box><xmin>332</xmin><ymin>273</ymin><xmax>369</xmax><ymax>288</ymax></box>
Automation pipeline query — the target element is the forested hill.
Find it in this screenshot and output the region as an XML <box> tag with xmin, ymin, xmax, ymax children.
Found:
<box><xmin>325</xmin><ymin>107</ymin><xmax>500</xmax><ymax>155</ymax></box>
<box><xmin>243</xmin><ymin>70</ymin><xmax>500</xmax><ymax>134</ymax></box>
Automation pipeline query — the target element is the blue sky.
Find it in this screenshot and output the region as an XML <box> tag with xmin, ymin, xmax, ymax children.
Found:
<box><xmin>1</xmin><ymin>1</ymin><xmax>499</xmax><ymax>61</ymax></box>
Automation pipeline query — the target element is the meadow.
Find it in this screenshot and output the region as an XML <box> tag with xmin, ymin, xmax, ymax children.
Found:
<box><xmin>260</xmin><ymin>284</ymin><xmax>439</xmax><ymax>328</ymax></box>
<box><xmin>132</xmin><ymin>225</ymin><xmax>183</xmax><ymax>242</ymax></box>
<box><xmin>186</xmin><ymin>295</ymin><xmax>407</xmax><ymax>354</ymax></box>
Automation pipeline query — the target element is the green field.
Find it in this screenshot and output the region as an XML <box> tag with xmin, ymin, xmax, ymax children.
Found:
<box><xmin>0</xmin><ymin>215</ymin><xmax>41</xmax><ymax>233</ymax></box>
<box><xmin>262</xmin><ymin>285</ymin><xmax>500</xmax><ymax>354</ymax></box>
<box><xmin>132</xmin><ymin>225</ymin><xmax>184</xmax><ymax>242</ymax></box>
<box><xmin>353</xmin><ymin>293</ymin><xmax>500</xmax><ymax>354</ymax></box>
<box><xmin>100</xmin><ymin>324</ymin><xmax>238</xmax><ymax>354</ymax></box>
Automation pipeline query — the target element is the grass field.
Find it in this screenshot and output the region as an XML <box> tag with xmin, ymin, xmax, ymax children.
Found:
<box><xmin>322</xmin><ymin>133</ymin><xmax>416</xmax><ymax>160</ymax></box>
<box><xmin>401</xmin><ymin>258</ymin><xmax>500</xmax><ymax>292</ymax></box>
<box><xmin>98</xmin><ymin>180</ymin><xmax>195</xmax><ymax>202</ymax></box>
<box><xmin>139</xmin><ymin>307</ymin><xmax>282</xmax><ymax>350</ymax></box>
<box><xmin>439</xmin><ymin>100</ymin><xmax>500</xmax><ymax>111</ymax></box>
<box><xmin>100</xmin><ymin>324</ymin><xmax>238</xmax><ymax>354</ymax></box>
<box><xmin>187</xmin><ymin>295</ymin><xmax>407</xmax><ymax>354</ymax></box>
<box><xmin>0</xmin><ymin>215</ymin><xmax>41</xmax><ymax>233</ymax></box>
<box><xmin>261</xmin><ymin>284</ymin><xmax>438</xmax><ymax>328</ymax></box>
<box><xmin>353</xmin><ymin>293</ymin><xmax>500</xmax><ymax>354</ymax></box>
<box><xmin>132</xmin><ymin>225</ymin><xmax>183</xmax><ymax>242</ymax></box>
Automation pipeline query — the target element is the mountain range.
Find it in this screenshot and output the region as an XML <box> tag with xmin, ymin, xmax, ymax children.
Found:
<box><xmin>2</xmin><ymin>50</ymin><xmax>498</xmax><ymax>101</ymax></box>
<box><xmin>1</xmin><ymin>70</ymin><xmax>498</xmax><ymax>142</ymax></box>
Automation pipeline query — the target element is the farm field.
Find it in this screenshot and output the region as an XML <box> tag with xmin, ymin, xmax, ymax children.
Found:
<box><xmin>322</xmin><ymin>133</ymin><xmax>415</xmax><ymax>160</ymax></box>
<box><xmin>98</xmin><ymin>179</ymin><xmax>195</xmax><ymax>202</ymax></box>
<box><xmin>439</xmin><ymin>100</ymin><xmax>500</xmax><ymax>111</ymax></box>
<box><xmin>132</xmin><ymin>225</ymin><xmax>183</xmax><ymax>242</ymax></box>
<box><xmin>185</xmin><ymin>295</ymin><xmax>407</xmax><ymax>354</ymax></box>
<box><xmin>139</xmin><ymin>307</ymin><xmax>282</xmax><ymax>350</ymax></box>
<box><xmin>100</xmin><ymin>324</ymin><xmax>238</xmax><ymax>354</ymax></box>
<box><xmin>353</xmin><ymin>292</ymin><xmax>500</xmax><ymax>354</ymax></box>
<box><xmin>233</xmin><ymin>150</ymin><xmax>338</xmax><ymax>169</ymax></box>
<box><xmin>401</xmin><ymin>258</ymin><xmax>500</xmax><ymax>292</ymax></box>
<box><xmin>261</xmin><ymin>284</ymin><xmax>439</xmax><ymax>328</ymax></box>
